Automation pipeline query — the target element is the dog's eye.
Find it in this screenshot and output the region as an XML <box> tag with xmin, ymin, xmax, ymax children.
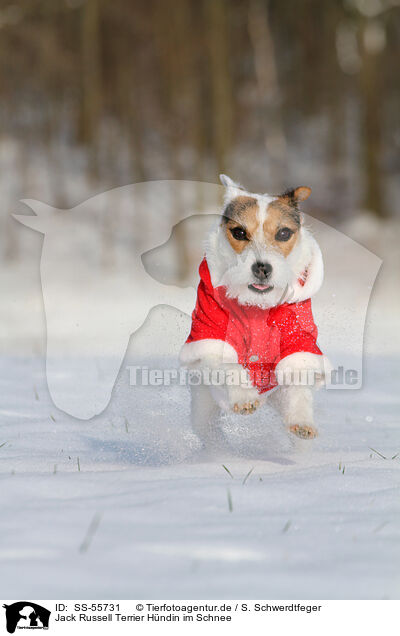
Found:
<box><xmin>230</xmin><ymin>227</ymin><xmax>248</xmax><ymax>241</ymax></box>
<box><xmin>275</xmin><ymin>227</ymin><xmax>294</xmax><ymax>242</ymax></box>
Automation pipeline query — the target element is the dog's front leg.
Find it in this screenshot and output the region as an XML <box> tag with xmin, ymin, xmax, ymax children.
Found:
<box><xmin>189</xmin><ymin>374</ymin><xmax>260</xmax><ymax>451</ymax></box>
<box><xmin>210</xmin><ymin>374</ymin><xmax>261</xmax><ymax>415</ymax></box>
<box><xmin>180</xmin><ymin>340</ymin><xmax>262</xmax><ymax>447</ymax></box>
<box><xmin>276</xmin><ymin>384</ymin><xmax>318</xmax><ymax>439</ymax></box>
<box><xmin>274</xmin><ymin>352</ymin><xmax>331</xmax><ymax>439</ymax></box>
<box><xmin>190</xmin><ymin>382</ymin><xmax>223</xmax><ymax>447</ymax></box>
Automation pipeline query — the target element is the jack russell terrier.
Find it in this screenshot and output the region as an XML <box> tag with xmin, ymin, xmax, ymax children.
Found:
<box><xmin>180</xmin><ymin>175</ymin><xmax>330</xmax><ymax>448</ymax></box>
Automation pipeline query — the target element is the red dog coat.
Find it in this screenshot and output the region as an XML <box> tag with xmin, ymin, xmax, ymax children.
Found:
<box><xmin>186</xmin><ymin>258</ymin><xmax>322</xmax><ymax>393</ymax></box>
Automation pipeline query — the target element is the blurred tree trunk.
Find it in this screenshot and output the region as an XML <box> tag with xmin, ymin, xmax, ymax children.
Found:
<box><xmin>324</xmin><ymin>4</ymin><xmax>345</xmax><ymax>197</ymax></box>
<box><xmin>117</xmin><ymin>54</ymin><xmax>146</xmax><ymax>184</ymax></box>
<box><xmin>153</xmin><ymin>0</ymin><xmax>191</xmax><ymax>282</ymax></box>
<box><xmin>184</xmin><ymin>1</ymin><xmax>207</xmax><ymax>212</ymax></box>
<box><xmin>359</xmin><ymin>19</ymin><xmax>385</xmax><ymax>218</ymax></box>
<box><xmin>204</xmin><ymin>0</ymin><xmax>233</xmax><ymax>175</ymax></box>
<box><xmin>4</xmin><ymin>137</ymin><xmax>23</xmax><ymax>261</ymax></box>
<box><xmin>248</xmin><ymin>0</ymin><xmax>287</xmax><ymax>190</ymax></box>
<box><xmin>82</xmin><ymin>0</ymin><xmax>109</xmax><ymax>265</ymax></box>
<box><xmin>81</xmin><ymin>0</ymin><xmax>102</xmax><ymax>178</ymax></box>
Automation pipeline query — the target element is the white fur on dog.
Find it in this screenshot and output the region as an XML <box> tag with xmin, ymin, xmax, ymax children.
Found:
<box><xmin>180</xmin><ymin>176</ymin><xmax>328</xmax><ymax>445</ymax></box>
<box><xmin>205</xmin><ymin>209</ymin><xmax>323</xmax><ymax>309</ymax></box>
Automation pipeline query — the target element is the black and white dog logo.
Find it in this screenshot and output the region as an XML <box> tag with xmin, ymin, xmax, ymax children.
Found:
<box><xmin>2</xmin><ymin>603</ymin><xmax>50</xmax><ymax>633</ymax></box>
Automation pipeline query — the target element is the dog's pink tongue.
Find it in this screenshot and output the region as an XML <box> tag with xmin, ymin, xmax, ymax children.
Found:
<box><xmin>252</xmin><ymin>284</ymin><xmax>269</xmax><ymax>290</ymax></box>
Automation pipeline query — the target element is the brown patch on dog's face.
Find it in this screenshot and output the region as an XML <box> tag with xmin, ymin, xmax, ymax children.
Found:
<box><xmin>264</xmin><ymin>201</ymin><xmax>300</xmax><ymax>256</ymax></box>
<box><xmin>222</xmin><ymin>194</ymin><xmax>302</xmax><ymax>257</ymax></box>
<box><xmin>223</xmin><ymin>196</ymin><xmax>259</xmax><ymax>254</ymax></box>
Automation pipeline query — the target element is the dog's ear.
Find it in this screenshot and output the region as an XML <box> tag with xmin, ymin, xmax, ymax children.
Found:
<box><xmin>219</xmin><ymin>174</ymin><xmax>244</xmax><ymax>205</ymax></box>
<box><xmin>294</xmin><ymin>187</ymin><xmax>311</xmax><ymax>225</ymax></box>
<box><xmin>280</xmin><ymin>186</ymin><xmax>311</xmax><ymax>224</ymax></box>
<box><xmin>294</xmin><ymin>186</ymin><xmax>311</xmax><ymax>201</ymax></box>
<box><xmin>219</xmin><ymin>174</ymin><xmax>241</xmax><ymax>188</ymax></box>
<box><xmin>285</xmin><ymin>186</ymin><xmax>312</xmax><ymax>202</ymax></box>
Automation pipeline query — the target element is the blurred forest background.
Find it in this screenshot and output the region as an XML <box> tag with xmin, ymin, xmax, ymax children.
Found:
<box><xmin>0</xmin><ymin>0</ymin><xmax>399</xmax><ymax>267</ymax></box>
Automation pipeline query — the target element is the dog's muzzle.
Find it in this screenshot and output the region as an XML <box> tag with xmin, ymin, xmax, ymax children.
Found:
<box><xmin>249</xmin><ymin>261</ymin><xmax>274</xmax><ymax>293</ymax></box>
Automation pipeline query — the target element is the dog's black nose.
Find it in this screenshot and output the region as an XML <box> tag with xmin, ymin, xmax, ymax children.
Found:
<box><xmin>251</xmin><ymin>261</ymin><xmax>272</xmax><ymax>280</ymax></box>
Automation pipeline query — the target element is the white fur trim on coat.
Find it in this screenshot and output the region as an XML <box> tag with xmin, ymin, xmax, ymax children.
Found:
<box><xmin>286</xmin><ymin>230</ymin><xmax>324</xmax><ymax>303</ymax></box>
<box><xmin>275</xmin><ymin>352</ymin><xmax>333</xmax><ymax>388</ymax></box>
<box><xmin>179</xmin><ymin>339</ymin><xmax>238</xmax><ymax>367</ymax></box>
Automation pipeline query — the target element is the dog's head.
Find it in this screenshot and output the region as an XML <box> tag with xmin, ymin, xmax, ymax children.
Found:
<box><xmin>205</xmin><ymin>175</ymin><xmax>323</xmax><ymax>308</ymax></box>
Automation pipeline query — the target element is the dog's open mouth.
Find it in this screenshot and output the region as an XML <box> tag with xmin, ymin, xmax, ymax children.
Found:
<box><xmin>248</xmin><ymin>283</ymin><xmax>274</xmax><ymax>294</ymax></box>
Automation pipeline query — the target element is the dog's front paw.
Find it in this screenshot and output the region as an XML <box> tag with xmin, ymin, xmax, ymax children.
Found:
<box><xmin>210</xmin><ymin>377</ymin><xmax>261</xmax><ymax>413</ymax></box>
<box><xmin>289</xmin><ymin>424</ymin><xmax>318</xmax><ymax>439</ymax></box>
<box><xmin>228</xmin><ymin>384</ymin><xmax>261</xmax><ymax>415</ymax></box>
<box><xmin>233</xmin><ymin>400</ymin><xmax>260</xmax><ymax>415</ymax></box>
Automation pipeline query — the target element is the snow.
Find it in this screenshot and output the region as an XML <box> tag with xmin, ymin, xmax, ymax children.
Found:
<box><xmin>0</xmin><ymin>182</ymin><xmax>398</xmax><ymax>599</ymax></box>
<box><xmin>0</xmin><ymin>344</ymin><xmax>399</xmax><ymax>600</ymax></box>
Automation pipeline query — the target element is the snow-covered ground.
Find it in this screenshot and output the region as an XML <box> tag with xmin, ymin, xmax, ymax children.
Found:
<box><xmin>0</xmin><ymin>177</ymin><xmax>399</xmax><ymax>599</ymax></box>
<box><xmin>0</xmin><ymin>345</ymin><xmax>399</xmax><ymax>600</ymax></box>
